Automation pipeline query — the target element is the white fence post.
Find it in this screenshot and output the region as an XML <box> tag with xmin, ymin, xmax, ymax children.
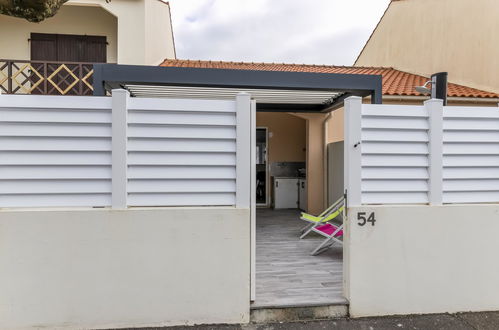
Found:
<box><xmin>344</xmin><ymin>96</ymin><xmax>363</xmax><ymax>207</ymax></box>
<box><xmin>426</xmin><ymin>98</ymin><xmax>443</xmax><ymax>205</ymax></box>
<box><xmin>235</xmin><ymin>92</ymin><xmax>251</xmax><ymax>208</ymax></box>
<box><xmin>111</xmin><ymin>89</ymin><xmax>129</xmax><ymax>209</ymax></box>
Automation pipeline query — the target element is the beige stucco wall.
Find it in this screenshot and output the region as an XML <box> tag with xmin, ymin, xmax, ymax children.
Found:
<box><xmin>256</xmin><ymin>112</ymin><xmax>306</xmax><ymax>163</ymax></box>
<box><xmin>355</xmin><ymin>0</ymin><xmax>499</xmax><ymax>93</ymax></box>
<box><xmin>293</xmin><ymin>113</ymin><xmax>328</xmax><ymax>215</ymax></box>
<box><xmin>0</xmin><ymin>0</ymin><xmax>176</xmax><ymax>65</ymax></box>
<box><xmin>68</xmin><ymin>0</ymin><xmax>176</xmax><ymax>65</ymax></box>
<box><xmin>0</xmin><ymin>207</ymin><xmax>250</xmax><ymax>329</ymax></box>
<box><xmin>346</xmin><ymin>204</ymin><xmax>499</xmax><ymax>317</ymax></box>
<box><xmin>145</xmin><ymin>0</ymin><xmax>176</xmax><ymax>65</ymax></box>
<box><xmin>0</xmin><ymin>5</ymin><xmax>118</xmax><ymax>63</ymax></box>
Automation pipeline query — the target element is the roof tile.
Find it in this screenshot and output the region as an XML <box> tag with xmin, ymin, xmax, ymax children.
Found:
<box><xmin>159</xmin><ymin>59</ymin><xmax>499</xmax><ymax>98</ymax></box>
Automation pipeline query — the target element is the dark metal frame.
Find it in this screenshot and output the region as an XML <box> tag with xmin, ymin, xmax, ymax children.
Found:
<box><xmin>93</xmin><ymin>64</ymin><xmax>382</xmax><ymax>112</ymax></box>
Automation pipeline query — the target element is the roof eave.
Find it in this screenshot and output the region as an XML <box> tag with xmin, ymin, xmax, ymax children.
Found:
<box><xmin>369</xmin><ymin>94</ymin><xmax>499</xmax><ymax>104</ymax></box>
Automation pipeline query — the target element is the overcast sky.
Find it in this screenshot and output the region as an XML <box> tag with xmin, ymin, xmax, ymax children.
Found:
<box><xmin>167</xmin><ymin>0</ymin><xmax>390</xmax><ymax>66</ymax></box>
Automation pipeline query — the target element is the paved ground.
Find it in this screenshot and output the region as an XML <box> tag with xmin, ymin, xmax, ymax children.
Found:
<box><xmin>132</xmin><ymin>311</ymin><xmax>499</xmax><ymax>330</ymax></box>
<box><xmin>254</xmin><ymin>208</ymin><xmax>345</xmax><ymax>308</ymax></box>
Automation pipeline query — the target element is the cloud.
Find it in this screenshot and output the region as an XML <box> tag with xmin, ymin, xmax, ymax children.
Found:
<box><xmin>169</xmin><ymin>0</ymin><xmax>390</xmax><ymax>65</ymax></box>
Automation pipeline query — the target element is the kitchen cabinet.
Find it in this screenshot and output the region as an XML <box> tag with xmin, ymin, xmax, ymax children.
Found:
<box><xmin>274</xmin><ymin>177</ymin><xmax>299</xmax><ymax>209</ymax></box>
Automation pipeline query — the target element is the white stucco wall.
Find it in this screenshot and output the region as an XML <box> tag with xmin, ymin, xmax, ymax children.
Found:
<box><xmin>346</xmin><ymin>204</ymin><xmax>499</xmax><ymax>317</ymax></box>
<box><xmin>0</xmin><ymin>207</ymin><xmax>250</xmax><ymax>329</ymax></box>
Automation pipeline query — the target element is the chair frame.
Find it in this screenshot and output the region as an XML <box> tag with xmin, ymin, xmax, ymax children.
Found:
<box><xmin>310</xmin><ymin>206</ymin><xmax>346</xmax><ymax>255</ymax></box>
<box><xmin>299</xmin><ymin>196</ymin><xmax>344</xmax><ymax>239</ymax></box>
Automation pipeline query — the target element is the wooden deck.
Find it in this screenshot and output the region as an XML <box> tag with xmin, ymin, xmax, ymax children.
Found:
<box><xmin>253</xmin><ymin>208</ymin><xmax>347</xmax><ymax>308</ymax></box>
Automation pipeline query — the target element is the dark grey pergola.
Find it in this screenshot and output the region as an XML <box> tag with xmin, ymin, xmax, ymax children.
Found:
<box><xmin>92</xmin><ymin>64</ymin><xmax>382</xmax><ymax>112</ymax></box>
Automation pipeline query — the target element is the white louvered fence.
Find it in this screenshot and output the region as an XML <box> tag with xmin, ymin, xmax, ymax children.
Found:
<box><xmin>0</xmin><ymin>91</ymin><xmax>253</xmax><ymax>208</ymax></box>
<box><xmin>345</xmin><ymin>96</ymin><xmax>499</xmax><ymax>206</ymax></box>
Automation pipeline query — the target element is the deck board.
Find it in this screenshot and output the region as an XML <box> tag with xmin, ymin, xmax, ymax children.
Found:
<box><xmin>253</xmin><ymin>208</ymin><xmax>347</xmax><ymax>308</ymax></box>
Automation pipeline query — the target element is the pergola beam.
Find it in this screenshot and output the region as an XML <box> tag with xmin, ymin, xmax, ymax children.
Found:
<box><xmin>93</xmin><ymin>63</ymin><xmax>383</xmax><ymax>112</ymax></box>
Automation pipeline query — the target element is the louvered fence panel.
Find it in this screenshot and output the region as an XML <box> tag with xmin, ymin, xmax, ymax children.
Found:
<box><xmin>360</xmin><ymin>104</ymin><xmax>430</xmax><ymax>204</ymax></box>
<box><xmin>443</xmin><ymin>106</ymin><xmax>499</xmax><ymax>203</ymax></box>
<box><xmin>126</xmin><ymin>97</ymin><xmax>237</xmax><ymax>207</ymax></box>
<box><xmin>0</xmin><ymin>95</ymin><xmax>112</xmax><ymax>207</ymax></box>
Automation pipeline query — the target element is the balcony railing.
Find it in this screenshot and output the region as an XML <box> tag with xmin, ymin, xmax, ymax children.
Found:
<box><xmin>0</xmin><ymin>59</ymin><xmax>95</xmax><ymax>96</ymax></box>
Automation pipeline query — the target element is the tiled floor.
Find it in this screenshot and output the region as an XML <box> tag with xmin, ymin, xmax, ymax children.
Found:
<box><xmin>252</xmin><ymin>208</ymin><xmax>347</xmax><ymax>308</ymax></box>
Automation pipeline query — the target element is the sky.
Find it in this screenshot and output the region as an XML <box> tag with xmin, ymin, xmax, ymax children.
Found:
<box><xmin>167</xmin><ymin>0</ymin><xmax>391</xmax><ymax>66</ymax></box>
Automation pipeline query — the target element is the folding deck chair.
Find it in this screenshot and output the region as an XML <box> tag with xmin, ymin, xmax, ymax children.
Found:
<box><xmin>299</xmin><ymin>196</ymin><xmax>344</xmax><ymax>239</ymax></box>
<box><xmin>310</xmin><ymin>210</ymin><xmax>344</xmax><ymax>256</ymax></box>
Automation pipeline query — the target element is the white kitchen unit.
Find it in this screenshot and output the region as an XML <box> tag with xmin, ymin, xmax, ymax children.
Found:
<box><xmin>274</xmin><ymin>177</ymin><xmax>299</xmax><ymax>209</ymax></box>
<box><xmin>298</xmin><ymin>178</ymin><xmax>307</xmax><ymax>211</ymax></box>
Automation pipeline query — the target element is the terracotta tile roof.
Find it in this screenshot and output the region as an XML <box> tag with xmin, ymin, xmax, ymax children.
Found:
<box><xmin>160</xmin><ymin>59</ymin><xmax>499</xmax><ymax>99</ymax></box>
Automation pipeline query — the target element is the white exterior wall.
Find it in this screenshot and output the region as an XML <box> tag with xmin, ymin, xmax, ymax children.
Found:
<box><xmin>346</xmin><ymin>204</ymin><xmax>499</xmax><ymax>317</ymax></box>
<box><xmin>0</xmin><ymin>207</ymin><xmax>250</xmax><ymax>329</ymax></box>
<box><xmin>344</xmin><ymin>99</ymin><xmax>499</xmax><ymax>317</ymax></box>
<box><xmin>0</xmin><ymin>92</ymin><xmax>253</xmax><ymax>328</ymax></box>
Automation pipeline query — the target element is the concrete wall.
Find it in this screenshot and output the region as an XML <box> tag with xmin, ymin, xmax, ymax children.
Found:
<box><xmin>0</xmin><ymin>207</ymin><xmax>250</xmax><ymax>329</ymax></box>
<box><xmin>0</xmin><ymin>0</ymin><xmax>176</xmax><ymax>65</ymax></box>
<box><xmin>346</xmin><ymin>204</ymin><xmax>499</xmax><ymax>317</ymax></box>
<box><xmin>355</xmin><ymin>0</ymin><xmax>499</xmax><ymax>93</ymax></box>
<box><xmin>0</xmin><ymin>5</ymin><xmax>118</xmax><ymax>63</ymax></box>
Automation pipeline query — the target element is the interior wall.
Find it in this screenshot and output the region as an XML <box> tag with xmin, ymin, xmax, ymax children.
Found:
<box><xmin>346</xmin><ymin>204</ymin><xmax>499</xmax><ymax>317</ymax></box>
<box><xmin>256</xmin><ymin>112</ymin><xmax>306</xmax><ymax>163</ymax></box>
<box><xmin>0</xmin><ymin>5</ymin><xmax>118</xmax><ymax>63</ymax></box>
<box><xmin>0</xmin><ymin>207</ymin><xmax>250</xmax><ymax>329</ymax></box>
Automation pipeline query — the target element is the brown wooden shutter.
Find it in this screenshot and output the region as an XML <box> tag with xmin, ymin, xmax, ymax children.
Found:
<box><xmin>30</xmin><ymin>33</ymin><xmax>107</xmax><ymax>63</ymax></box>
<box><xmin>56</xmin><ymin>34</ymin><xmax>84</xmax><ymax>62</ymax></box>
<box><xmin>82</xmin><ymin>36</ymin><xmax>107</xmax><ymax>63</ymax></box>
<box><xmin>30</xmin><ymin>33</ymin><xmax>57</xmax><ymax>61</ymax></box>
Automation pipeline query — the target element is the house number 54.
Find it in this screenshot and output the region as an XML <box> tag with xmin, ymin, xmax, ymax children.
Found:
<box><xmin>357</xmin><ymin>212</ymin><xmax>376</xmax><ymax>226</ymax></box>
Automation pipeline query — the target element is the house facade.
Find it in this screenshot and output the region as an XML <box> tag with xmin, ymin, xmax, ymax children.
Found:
<box><xmin>0</xmin><ymin>0</ymin><xmax>176</xmax><ymax>95</ymax></box>
<box><xmin>354</xmin><ymin>0</ymin><xmax>499</xmax><ymax>93</ymax></box>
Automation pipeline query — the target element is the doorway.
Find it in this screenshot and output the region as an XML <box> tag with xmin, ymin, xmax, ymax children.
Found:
<box><xmin>256</xmin><ymin>127</ymin><xmax>269</xmax><ymax>206</ymax></box>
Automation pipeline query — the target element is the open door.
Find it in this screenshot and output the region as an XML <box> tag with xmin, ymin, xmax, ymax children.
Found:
<box><xmin>256</xmin><ymin>127</ymin><xmax>269</xmax><ymax>206</ymax></box>
<box><xmin>250</xmin><ymin>100</ymin><xmax>257</xmax><ymax>301</ymax></box>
